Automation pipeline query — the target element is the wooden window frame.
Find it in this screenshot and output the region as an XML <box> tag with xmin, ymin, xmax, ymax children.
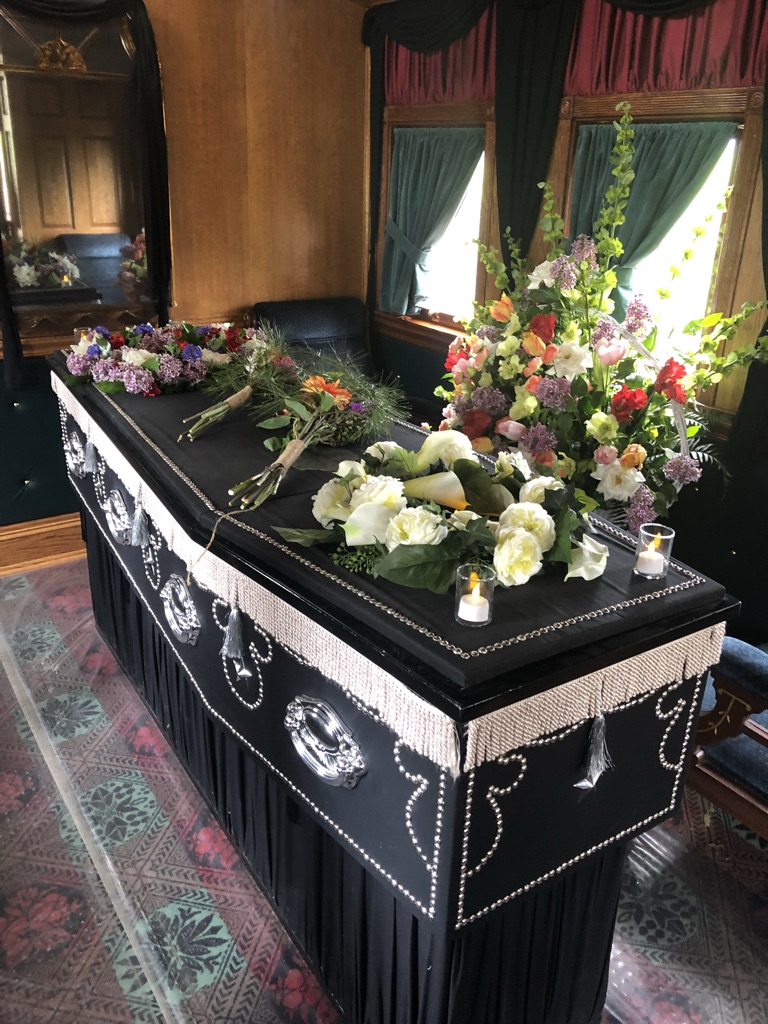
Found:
<box><xmin>373</xmin><ymin>102</ymin><xmax>496</xmax><ymax>353</ymax></box>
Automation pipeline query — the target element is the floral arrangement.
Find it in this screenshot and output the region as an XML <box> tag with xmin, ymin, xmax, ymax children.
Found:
<box><xmin>435</xmin><ymin>103</ymin><xmax>768</xmax><ymax>532</ymax></box>
<box><xmin>227</xmin><ymin>355</ymin><xmax>407</xmax><ymax>509</ymax></box>
<box><xmin>116</xmin><ymin>230</ymin><xmax>150</xmax><ymax>302</ymax></box>
<box><xmin>64</xmin><ymin>321</ymin><xmax>263</xmax><ymax>396</ymax></box>
<box><xmin>275</xmin><ymin>428</ymin><xmax>607</xmax><ymax>593</ymax></box>
<box><xmin>3</xmin><ymin>236</ymin><xmax>80</xmax><ymax>289</ymax></box>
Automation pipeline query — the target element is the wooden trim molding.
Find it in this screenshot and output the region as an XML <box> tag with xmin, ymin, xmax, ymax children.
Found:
<box><xmin>372</xmin><ymin>310</ymin><xmax>461</xmax><ymax>352</ymax></box>
<box><xmin>0</xmin><ymin>512</ymin><xmax>85</xmax><ymax>577</ymax></box>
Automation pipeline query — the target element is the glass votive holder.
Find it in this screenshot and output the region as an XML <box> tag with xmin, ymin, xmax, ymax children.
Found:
<box><xmin>633</xmin><ymin>523</ymin><xmax>675</xmax><ymax>579</ymax></box>
<box><xmin>455</xmin><ymin>563</ymin><xmax>495</xmax><ymax>627</ymax></box>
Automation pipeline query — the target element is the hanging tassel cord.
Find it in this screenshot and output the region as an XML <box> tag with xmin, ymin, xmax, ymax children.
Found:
<box><xmin>131</xmin><ymin>504</ymin><xmax>149</xmax><ymax>547</ymax></box>
<box><xmin>221</xmin><ymin>607</ymin><xmax>243</xmax><ymax>660</ymax></box>
<box><xmin>574</xmin><ymin>712</ymin><xmax>613</xmax><ymax>791</ymax></box>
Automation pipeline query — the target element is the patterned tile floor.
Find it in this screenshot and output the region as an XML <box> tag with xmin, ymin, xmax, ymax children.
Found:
<box><xmin>0</xmin><ymin>559</ymin><xmax>766</xmax><ymax>1024</ymax></box>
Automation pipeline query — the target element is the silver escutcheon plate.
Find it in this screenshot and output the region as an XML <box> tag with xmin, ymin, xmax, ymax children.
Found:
<box><xmin>284</xmin><ymin>695</ymin><xmax>366</xmax><ymax>788</ymax></box>
<box><xmin>160</xmin><ymin>574</ymin><xmax>201</xmax><ymax>645</ymax></box>
<box><xmin>65</xmin><ymin>431</ymin><xmax>87</xmax><ymax>478</ymax></box>
<box><xmin>104</xmin><ymin>489</ymin><xmax>132</xmax><ymax>545</ymax></box>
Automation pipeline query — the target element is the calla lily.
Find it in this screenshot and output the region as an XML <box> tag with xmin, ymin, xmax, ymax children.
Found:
<box><xmin>565</xmin><ymin>534</ymin><xmax>609</xmax><ymax>581</ymax></box>
<box><xmin>403</xmin><ymin>471</ymin><xmax>467</xmax><ymax>510</ymax></box>
<box><xmin>341</xmin><ymin>502</ymin><xmax>396</xmax><ymax>547</ymax></box>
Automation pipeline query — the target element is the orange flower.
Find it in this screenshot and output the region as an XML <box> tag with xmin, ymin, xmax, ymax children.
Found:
<box><xmin>522</xmin><ymin>331</ymin><xmax>546</xmax><ymax>357</ymax></box>
<box><xmin>300</xmin><ymin>375</ymin><xmax>352</xmax><ymax>409</ymax></box>
<box><xmin>524</xmin><ymin>375</ymin><xmax>543</xmax><ymax>394</ymax></box>
<box><xmin>523</xmin><ymin>357</ymin><xmax>542</xmax><ymax>378</ymax></box>
<box><xmin>471</xmin><ymin>436</ymin><xmax>494</xmax><ymax>454</ymax></box>
<box><xmin>619</xmin><ymin>443</ymin><xmax>648</xmax><ymax>469</ymax></box>
<box><xmin>489</xmin><ymin>294</ymin><xmax>515</xmax><ymax>323</ymax></box>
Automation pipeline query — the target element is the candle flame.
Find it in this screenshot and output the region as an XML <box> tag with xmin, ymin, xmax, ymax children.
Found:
<box><xmin>469</xmin><ymin>571</ymin><xmax>481</xmax><ymax>599</ymax></box>
<box><xmin>646</xmin><ymin>533</ymin><xmax>662</xmax><ymax>554</ymax></box>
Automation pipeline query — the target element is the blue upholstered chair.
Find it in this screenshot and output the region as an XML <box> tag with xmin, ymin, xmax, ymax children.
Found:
<box><xmin>688</xmin><ymin>636</ymin><xmax>768</xmax><ymax>839</ymax></box>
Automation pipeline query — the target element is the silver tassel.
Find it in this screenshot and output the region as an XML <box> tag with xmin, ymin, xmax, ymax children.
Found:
<box><xmin>130</xmin><ymin>504</ymin><xmax>149</xmax><ymax>547</ymax></box>
<box><xmin>84</xmin><ymin>440</ymin><xmax>97</xmax><ymax>473</ymax></box>
<box><xmin>221</xmin><ymin>607</ymin><xmax>243</xmax><ymax>660</ymax></box>
<box><xmin>574</xmin><ymin>713</ymin><xmax>613</xmax><ymax>790</ymax></box>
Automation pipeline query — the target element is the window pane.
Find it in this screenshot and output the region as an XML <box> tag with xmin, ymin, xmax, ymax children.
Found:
<box><xmin>630</xmin><ymin>139</ymin><xmax>737</xmax><ymax>359</ymax></box>
<box><xmin>419</xmin><ymin>153</ymin><xmax>484</xmax><ymax>323</ymax></box>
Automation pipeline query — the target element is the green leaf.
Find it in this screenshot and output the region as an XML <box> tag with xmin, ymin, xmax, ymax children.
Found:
<box><xmin>142</xmin><ymin>355</ymin><xmax>159</xmax><ymax>372</ymax></box>
<box><xmin>452</xmin><ymin>458</ymin><xmax>496</xmax><ymax>513</ymax></box>
<box><xmin>548</xmin><ymin>505</ymin><xmax>579</xmax><ymax>563</ymax></box>
<box><xmin>94</xmin><ymin>381</ymin><xmax>126</xmax><ymax>394</ymax></box>
<box><xmin>263</xmin><ymin>436</ymin><xmax>285</xmax><ymax>452</ymax></box>
<box><xmin>273</xmin><ymin>525</ymin><xmax>343</xmax><ymax>547</ymax></box>
<box><xmin>374</xmin><ymin>537</ymin><xmax>463</xmax><ymax>594</ymax></box>
<box><xmin>318</xmin><ymin>390</ymin><xmax>336</xmax><ymax>413</ymax></box>
<box><xmin>284</xmin><ymin>399</ymin><xmax>311</xmax><ymax>421</ymax></box>
<box><xmin>256</xmin><ymin>414</ymin><xmax>291</xmax><ymax>429</ymax></box>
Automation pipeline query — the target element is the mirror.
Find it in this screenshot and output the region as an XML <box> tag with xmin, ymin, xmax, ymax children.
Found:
<box><xmin>0</xmin><ymin>8</ymin><xmax>159</xmax><ymax>325</ymax></box>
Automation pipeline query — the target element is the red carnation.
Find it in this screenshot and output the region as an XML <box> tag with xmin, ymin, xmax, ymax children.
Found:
<box><xmin>444</xmin><ymin>347</ymin><xmax>470</xmax><ymax>372</ymax></box>
<box><xmin>654</xmin><ymin>358</ymin><xmax>688</xmax><ymax>403</ymax></box>
<box><xmin>461</xmin><ymin>408</ymin><xmax>492</xmax><ymax>441</ymax></box>
<box><xmin>529</xmin><ymin>313</ymin><xmax>556</xmax><ymax>344</ymax></box>
<box><xmin>611</xmin><ymin>384</ymin><xmax>648</xmax><ymax>423</ymax></box>
<box><xmin>225</xmin><ymin>326</ymin><xmax>241</xmax><ymax>351</ymax></box>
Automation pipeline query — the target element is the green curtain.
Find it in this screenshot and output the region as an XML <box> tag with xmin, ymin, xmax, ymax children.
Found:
<box><xmin>381</xmin><ymin>126</ymin><xmax>484</xmax><ymax>315</ymax></box>
<box><xmin>569</xmin><ymin>120</ymin><xmax>737</xmax><ymax>320</ymax></box>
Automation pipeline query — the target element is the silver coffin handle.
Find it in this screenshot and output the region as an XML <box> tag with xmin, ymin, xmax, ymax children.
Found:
<box><xmin>159</xmin><ymin>574</ymin><xmax>201</xmax><ymax>645</ymax></box>
<box><xmin>284</xmin><ymin>695</ymin><xmax>366</xmax><ymax>789</ymax></box>
<box><xmin>104</xmin><ymin>489</ymin><xmax>132</xmax><ymax>545</ymax></box>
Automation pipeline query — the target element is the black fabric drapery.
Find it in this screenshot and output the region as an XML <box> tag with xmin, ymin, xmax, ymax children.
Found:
<box><xmin>0</xmin><ymin>0</ymin><xmax>170</xmax><ymax>389</ymax></box>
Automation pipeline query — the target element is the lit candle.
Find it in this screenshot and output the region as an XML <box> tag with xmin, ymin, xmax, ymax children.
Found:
<box><xmin>635</xmin><ymin>534</ymin><xmax>665</xmax><ymax>577</ymax></box>
<box><xmin>458</xmin><ymin>575</ymin><xmax>490</xmax><ymax>624</ymax></box>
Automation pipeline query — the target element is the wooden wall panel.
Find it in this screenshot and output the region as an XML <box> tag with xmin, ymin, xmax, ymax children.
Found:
<box><xmin>145</xmin><ymin>0</ymin><xmax>368</xmax><ymax>325</ymax></box>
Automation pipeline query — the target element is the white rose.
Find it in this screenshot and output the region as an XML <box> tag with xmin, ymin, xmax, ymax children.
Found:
<box><xmin>201</xmin><ymin>349</ymin><xmax>232</xmax><ymax>366</ymax></box>
<box><xmin>565</xmin><ymin>534</ymin><xmax>609</xmax><ymax>581</ymax></box>
<box><xmin>414</xmin><ymin>429</ymin><xmax>477</xmax><ymax>471</ymax></box>
<box><xmin>335</xmin><ymin>460</ymin><xmax>367</xmax><ymax>485</ymax></box>
<box><xmin>121</xmin><ymin>347</ymin><xmax>154</xmax><ymax>366</ymax></box>
<box><xmin>518</xmin><ymin>476</ymin><xmax>565</xmax><ymax>505</ymax></box>
<box><xmin>12</xmin><ymin>263</ymin><xmax>39</xmax><ymax>287</ymax></box>
<box><xmin>312</xmin><ymin>478</ymin><xmax>355</xmax><ymax>526</ymax></box>
<box><xmin>385</xmin><ymin>506</ymin><xmax>449</xmax><ymax>551</ymax></box>
<box><xmin>553</xmin><ymin>341</ymin><xmax>591</xmax><ymax>381</ymax></box>
<box><xmin>364</xmin><ymin>440</ymin><xmax>404</xmax><ymax>465</ymax></box>
<box><xmin>349</xmin><ymin>475</ymin><xmax>406</xmax><ymax>513</ymax></box>
<box><xmin>342</xmin><ymin>502</ymin><xmax>397</xmax><ymax>547</ymax></box>
<box><xmin>497</xmin><ymin>502</ymin><xmax>556</xmax><ymax>552</ymax></box>
<box><xmin>449</xmin><ymin>509</ymin><xmax>482</xmax><ymax>530</ymax></box>
<box><xmin>493</xmin><ymin>529</ymin><xmax>544</xmax><ymax>587</ymax></box>
<box><xmin>590</xmin><ymin>462</ymin><xmax>644</xmax><ymax>502</ymax></box>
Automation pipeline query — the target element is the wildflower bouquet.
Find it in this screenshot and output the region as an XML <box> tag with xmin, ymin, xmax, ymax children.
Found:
<box><xmin>3</xmin><ymin>236</ymin><xmax>80</xmax><ymax>289</ymax></box>
<box><xmin>274</xmin><ymin>428</ymin><xmax>607</xmax><ymax>594</ymax></box>
<box><xmin>436</xmin><ymin>103</ymin><xmax>768</xmax><ymax>532</ymax></box>
<box><xmin>64</xmin><ymin>321</ymin><xmax>261</xmax><ymax>397</ymax></box>
<box><xmin>227</xmin><ymin>358</ymin><xmax>407</xmax><ymax>509</ymax></box>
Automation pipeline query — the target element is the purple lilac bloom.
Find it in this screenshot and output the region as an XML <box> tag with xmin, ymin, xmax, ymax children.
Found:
<box><xmin>624</xmin><ymin>295</ymin><xmax>652</xmax><ymax>339</ymax></box>
<box><xmin>120</xmin><ymin>365</ymin><xmax>156</xmax><ymax>394</ymax></box>
<box><xmin>663</xmin><ymin>454</ymin><xmax>702</xmax><ymax>486</ymax></box>
<box><xmin>570</xmin><ymin>235</ymin><xmax>599</xmax><ymax>271</ymax></box>
<box><xmin>155</xmin><ymin>353</ymin><xmax>184</xmax><ymax>385</ymax></box>
<box><xmin>349</xmin><ymin>401</ymin><xmax>366</xmax><ymax>413</ymax></box>
<box><xmin>592</xmin><ymin>317</ymin><xmax>619</xmax><ymax>346</ymax></box>
<box><xmin>66</xmin><ymin>353</ymin><xmax>95</xmax><ymax>377</ymax></box>
<box><xmin>469</xmin><ymin>386</ymin><xmax>508</xmax><ymax>419</ymax></box>
<box><xmin>91</xmin><ymin>359</ymin><xmax>122</xmax><ymax>383</ymax></box>
<box><xmin>536</xmin><ymin>376</ymin><xmax>572</xmax><ymax>411</ymax></box>
<box><xmin>180</xmin><ymin>343</ymin><xmax>203</xmax><ymax>361</ymax></box>
<box><xmin>550</xmin><ymin>255</ymin><xmax>578</xmax><ymax>291</ymax></box>
<box><xmin>626</xmin><ymin>485</ymin><xmax>656</xmax><ymax>534</ymax></box>
<box><xmin>179</xmin><ymin>360</ymin><xmax>206</xmax><ymax>385</ymax></box>
<box><xmin>475</xmin><ymin>324</ymin><xmax>503</xmax><ymax>343</ymax></box>
<box><xmin>520</xmin><ymin>423</ymin><xmax>558</xmax><ymax>455</ymax></box>
<box><xmin>452</xmin><ymin>394</ymin><xmax>470</xmax><ymax>418</ymax></box>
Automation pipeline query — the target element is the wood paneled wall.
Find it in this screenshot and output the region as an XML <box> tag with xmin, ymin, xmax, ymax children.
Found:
<box><xmin>145</xmin><ymin>0</ymin><xmax>369</xmax><ymax>325</ymax></box>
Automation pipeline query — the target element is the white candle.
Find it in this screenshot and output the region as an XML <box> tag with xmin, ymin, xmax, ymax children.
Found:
<box><xmin>458</xmin><ymin>589</ymin><xmax>490</xmax><ymax>623</ymax></box>
<box><xmin>635</xmin><ymin>547</ymin><xmax>665</xmax><ymax>577</ymax></box>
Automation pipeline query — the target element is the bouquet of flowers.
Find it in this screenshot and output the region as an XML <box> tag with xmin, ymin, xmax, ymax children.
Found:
<box><xmin>227</xmin><ymin>356</ymin><xmax>407</xmax><ymax>509</ymax></box>
<box><xmin>3</xmin><ymin>236</ymin><xmax>80</xmax><ymax>289</ymax></box>
<box><xmin>275</xmin><ymin>428</ymin><xmax>607</xmax><ymax>593</ymax></box>
<box><xmin>116</xmin><ymin>230</ymin><xmax>150</xmax><ymax>302</ymax></box>
<box><xmin>64</xmin><ymin>321</ymin><xmax>262</xmax><ymax>396</ymax></box>
<box><xmin>436</xmin><ymin>103</ymin><xmax>768</xmax><ymax>532</ymax></box>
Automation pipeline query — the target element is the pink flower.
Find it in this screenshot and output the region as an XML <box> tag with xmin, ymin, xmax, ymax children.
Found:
<box><xmin>595</xmin><ymin>336</ymin><xmax>629</xmax><ymax>366</ymax></box>
<box><xmin>472</xmin><ymin>347</ymin><xmax>489</xmax><ymax>371</ymax></box>
<box><xmin>594</xmin><ymin>445</ymin><xmax>618</xmax><ymax>465</ymax></box>
<box><xmin>452</xmin><ymin>358</ymin><xmax>471</xmax><ymax>384</ymax></box>
<box><xmin>495</xmin><ymin>417</ymin><xmax>526</xmax><ymax>441</ymax></box>
<box><xmin>542</xmin><ymin>343</ymin><xmax>559</xmax><ymax>364</ymax></box>
<box><xmin>523</xmin><ymin>357</ymin><xmax>542</xmax><ymax>378</ymax></box>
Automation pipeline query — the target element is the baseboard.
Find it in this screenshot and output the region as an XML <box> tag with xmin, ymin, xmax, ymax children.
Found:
<box><xmin>0</xmin><ymin>512</ymin><xmax>85</xmax><ymax>577</ymax></box>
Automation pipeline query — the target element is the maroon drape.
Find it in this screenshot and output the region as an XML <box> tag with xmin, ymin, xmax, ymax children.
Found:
<box><xmin>566</xmin><ymin>0</ymin><xmax>768</xmax><ymax>94</ymax></box>
<box><xmin>384</xmin><ymin>5</ymin><xmax>495</xmax><ymax>105</ymax></box>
